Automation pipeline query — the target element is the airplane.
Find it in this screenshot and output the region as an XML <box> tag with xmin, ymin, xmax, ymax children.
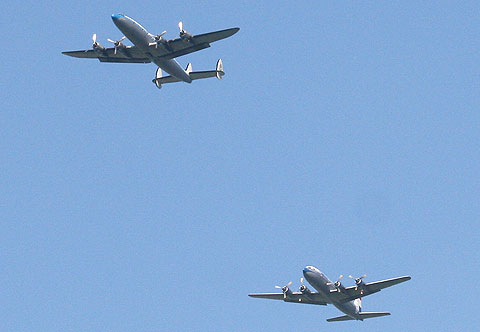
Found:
<box><xmin>62</xmin><ymin>14</ymin><xmax>239</xmax><ymax>89</ymax></box>
<box><xmin>249</xmin><ymin>266</ymin><xmax>411</xmax><ymax>322</ymax></box>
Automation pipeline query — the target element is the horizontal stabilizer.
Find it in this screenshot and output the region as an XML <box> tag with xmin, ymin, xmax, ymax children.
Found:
<box><xmin>327</xmin><ymin>312</ymin><xmax>390</xmax><ymax>322</ymax></box>
<box><xmin>326</xmin><ymin>315</ymin><xmax>355</xmax><ymax>322</ymax></box>
<box><xmin>188</xmin><ymin>59</ymin><xmax>224</xmax><ymax>80</ymax></box>
<box><xmin>152</xmin><ymin>59</ymin><xmax>225</xmax><ymax>89</ymax></box>
<box><xmin>358</xmin><ymin>312</ymin><xmax>391</xmax><ymax>320</ymax></box>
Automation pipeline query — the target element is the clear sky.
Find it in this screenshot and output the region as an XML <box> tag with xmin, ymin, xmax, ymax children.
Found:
<box><xmin>1</xmin><ymin>1</ymin><xmax>479</xmax><ymax>331</ymax></box>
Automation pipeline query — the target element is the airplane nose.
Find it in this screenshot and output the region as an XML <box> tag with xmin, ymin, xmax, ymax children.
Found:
<box><xmin>111</xmin><ymin>13</ymin><xmax>123</xmax><ymax>21</ymax></box>
<box><xmin>303</xmin><ymin>267</ymin><xmax>312</xmax><ymax>274</ymax></box>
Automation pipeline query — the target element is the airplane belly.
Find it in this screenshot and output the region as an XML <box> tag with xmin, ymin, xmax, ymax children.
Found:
<box><xmin>123</xmin><ymin>27</ymin><xmax>151</xmax><ymax>47</ymax></box>
<box><xmin>154</xmin><ymin>58</ymin><xmax>192</xmax><ymax>83</ymax></box>
<box><xmin>333</xmin><ymin>301</ymin><xmax>358</xmax><ymax>319</ymax></box>
<box><xmin>113</xmin><ymin>15</ymin><xmax>153</xmax><ymax>48</ymax></box>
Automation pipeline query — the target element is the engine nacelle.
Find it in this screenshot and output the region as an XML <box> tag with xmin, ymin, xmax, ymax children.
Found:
<box><xmin>355</xmin><ymin>278</ymin><xmax>366</xmax><ymax>289</ymax></box>
<box><xmin>281</xmin><ymin>286</ymin><xmax>293</xmax><ymax>301</ymax></box>
<box><xmin>93</xmin><ymin>43</ymin><xmax>106</xmax><ymax>53</ymax></box>
<box><xmin>333</xmin><ymin>281</ymin><xmax>346</xmax><ymax>293</ymax></box>
<box><xmin>180</xmin><ymin>31</ymin><xmax>193</xmax><ymax>42</ymax></box>
<box><xmin>91</xmin><ymin>34</ymin><xmax>105</xmax><ymax>54</ymax></box>
<box><xmin>299</xmin><ymin>284</ymin><xmax>312</xmax><ymax>295</ymax></box>
<box><xmin>114</xmin><ymin>42</ymin><xmax>126</xmax><ymax>51</ymax></box>
<box><xmin>178</xmin><ymin>22</ymin><xmax>193</xmax><ymax>42</ymax></box>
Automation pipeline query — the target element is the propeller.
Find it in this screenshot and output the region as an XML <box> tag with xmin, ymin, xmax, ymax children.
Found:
<box><xmin>92</xmin><ymin>33</ymin><xmax>98</xmax><ymax>47</ymax></box>
<box><xmin>327</xmin><ymin>274</ymin><xmax>344</xmax><ymax>287</ymax></box>
<box><xmin>349</xmin><ymin>274</ymin><xmax>367</xmax><ymax>292</ymax></box>
<box><xmin>326</xmin><ymin>275</ymin><xmax>344</xmax><ymax>292</ymax></box>
<box><xmin>149</xmin><ymin>30</ymin><xmax>168</xmax><ymax>48</ymax></box>
<box><xmin>92</xmin><ymin>33</ymin><xmax>105</xmax><ymax>52</ymax></box>
<box><xmin>275</xmin><ymin>281</ymin><xmax>292</xmax><ymax>299</ymax></box>
<box><xmin>107</xmin><ymin>36</ymin><xmax>126</xmax><ymax>54</ymax></box>
<box><xmin>178</xmin><ymin>21</ymin><xmax>193</xmax><ymax>41</ymax></box>
<box><xmin>349</xmin><ymin>274</ymin><xmax>366</xmax><ymax>284</ymax></box>
<box><xmin>156</xmin><ymin>30</ymin><xmax>167</xmax><ymax>39</ymax></box>
<box><xmin>299</xmin><ymin>277</ymin><xmax>310</xmax><ymax>293</ymax></box>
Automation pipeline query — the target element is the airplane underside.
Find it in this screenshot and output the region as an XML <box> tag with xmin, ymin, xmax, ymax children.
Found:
<box><xmin>62</xmin><ymin>14</ymin><xmax>239</xmax><ymax>90</ymax></box>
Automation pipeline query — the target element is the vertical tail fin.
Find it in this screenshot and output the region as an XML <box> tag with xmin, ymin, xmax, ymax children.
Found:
<box><xmin>354</xmin><ymin>297</ymin><xmax>362</xmax><ymax>312</ymax></box>
<box><xmin>154</xmin><ymin>67</ymin><xmax>162</xmax><ymax>89</ymax></box>
<box><xmin>216</xmin><ymin>59</ymin><xmax>224</xmax><ymax>80</ymax></box>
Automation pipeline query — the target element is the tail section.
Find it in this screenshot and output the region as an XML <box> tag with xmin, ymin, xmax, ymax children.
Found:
<box><xmin>152</xmin><ymin>67</ymin><xmax>182</xmax><ymax>89</ymax></box>
<box><xmin>188</xmin><ymin>58</ymin><xmax>224</xmax><ymax>81</ymax></box>
<box><xmin>327</xmin><ymin>315</ymin><xmax>355</xmax><ymax>322</ymax></box>
<box><xmin>215</xmin><ymin>59</ymin><xmax>224</xmax><ymax>80</ymax></box>
<box><xmin>358</xmin><ymin>312</ymin><xmax>391</xmax><ymax>320</ymax></box>
<box><xmin>327</xmin><ymin>312</ymin><xmax>390</xmax><ymax>322</ymax></box>
<box><xmin>151</xmin><ymin>59</ymin><xmax>225</xmax><ymax>89</ymax></box>
<box><xmin>154</xmin><ymin>67</ymin><xmax>162</xmax><ymax>89</ymax></box>
<box><xmin>354</xmin><ymin>297</ymin><xmax>362</xmax><ymax>312</ymax></box>
<box><xmin>185</xmin><ymin>63</ymin><xmax>193</xmax><ymax>74</ymax></box>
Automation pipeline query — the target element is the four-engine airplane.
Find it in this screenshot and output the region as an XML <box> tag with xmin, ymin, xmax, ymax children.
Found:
<box><xmin>249</xmin><ymin>266</ymin><xmax>411</xmax><ymax>322</ymax></box>
<box><xmin>62</xmin><ymin>14</ymin><xmax>239</xmax><ymax>89</ymax></box>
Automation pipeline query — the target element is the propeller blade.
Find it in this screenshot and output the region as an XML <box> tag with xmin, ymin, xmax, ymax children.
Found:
<box><xmin>158</xmin><ymin>30</ymin><xmax>167</xmax><ymax>38</ymax></box>
<box><xmin>92</xmin><ymin>33</ymin><xmax>97</xmax><ymax>43</ymax></box>
<box><xmin>119</xmin><ymin>36</ymin><xmax>126</xmax><ymax>41</ymax></box>
<box><xmin>275</xmin><ymin>281</ymin><xmax>292</xmax><ymax>290</ymax></box>
<box><xmin>107</xmin><ymin>38</ymin><xmax>115</xmax><ymax>43</ymax></box>
<box><xmin>178</xmin><ymin>21</ymin><xmax>183</xmax><ymax>32</ymax></box>
<box><xmin>300</xmin><ymin>277</ymin><xmax>304</xmax><ymax>285</ymax></box>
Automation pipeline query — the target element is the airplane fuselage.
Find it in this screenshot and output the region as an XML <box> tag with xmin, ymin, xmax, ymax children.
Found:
<box><xmin>111</xmin><ymin>14</ymin><xmax>192</xmax><ymax>83</ymax></box>
<box><xmin>303</xmin><ymin>266</ymin><xmax>362</xmax><ymax>320</ymax></box>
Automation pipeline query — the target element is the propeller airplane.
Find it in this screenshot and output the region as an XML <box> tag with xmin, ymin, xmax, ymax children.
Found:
<box><xmin>249</xmin><ymin>266</ymin><xmax>411</xmax><ymax>322</ymax></box>
<box><xmin>62</xmin><ymin>14</ymin><xmax>239</xmax><ymax>89</ymax></box>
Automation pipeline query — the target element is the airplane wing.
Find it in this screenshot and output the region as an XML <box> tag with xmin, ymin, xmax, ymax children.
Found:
<box><xmin>330</xmin><ymin>276</ymin><xmax>411</xmax><ymax>303</ymax></box>
<box><xmin>62</xmin><ymin>28</ymin><xmax>239</xmax><ymax>63</ymax></box>
<box><xmin>248</xmin><ymin>292</ymin><xmax>329</xmax><ymax>305</ymax></box>
<box><xmin>62</xmin><ymin>46</ymin><xmax>151</xmax><ymax>63</ymax></box>
<box><xmin>154</xmin><ymin>27</ymin><xmax>240</xmax><ymax>59</ymax></box>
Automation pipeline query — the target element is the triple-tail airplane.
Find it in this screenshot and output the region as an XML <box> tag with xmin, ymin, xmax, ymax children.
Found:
<box><xmin>62</xmin><ymin>14</ymin><xmax>239</xmax><ymax>89</ymax></box>
<box><xmin>249</xmin><ymin>266</ymin><xmax>411</xmax><ymax>322</ymax></box>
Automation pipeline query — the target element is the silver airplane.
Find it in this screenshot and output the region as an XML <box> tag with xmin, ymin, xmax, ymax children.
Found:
<box><xmin>62</xmin><ymin>14</ymin><xmax>239</xmax><ymax>88</ymax></box>
<box><xmin>249</xmin><ymin>266</ymin><xmax>411</xmax><ymax>322</ymax></box>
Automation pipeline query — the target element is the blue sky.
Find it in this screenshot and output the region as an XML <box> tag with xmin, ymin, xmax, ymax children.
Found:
<box><xmin>1</xmin><ymin>1</ymin><xmax>479</xmax><ymax>331</ymax></box>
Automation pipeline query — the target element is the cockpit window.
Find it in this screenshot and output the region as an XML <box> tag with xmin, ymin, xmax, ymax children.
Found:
<box><xmin>306</xmin><ymin>266</ymin><xmax>320</xmax><ymax>273</ymax></box>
